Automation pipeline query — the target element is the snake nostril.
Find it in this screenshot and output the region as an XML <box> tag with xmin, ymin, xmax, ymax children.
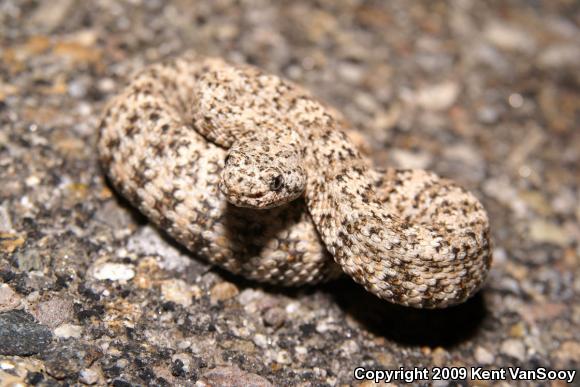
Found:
<box><xmin>270</xmin><ymin>174</ymin><xmax>284</xmax><ymax>191</ymax></box>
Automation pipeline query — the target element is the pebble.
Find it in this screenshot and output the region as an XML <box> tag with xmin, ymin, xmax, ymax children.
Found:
<box><xmin>337</xmin><ymin>62</ymin><xmax>365</xmax><ymax>84</ymax></box>
<box><xmin>482</xmin><ymin>177</ymin><xmax>527</xmax><ymax>216</ymax></box>
<box><xmin>0</xmin><ymin>203</ymin><xmax>12</xmax><ymax>231</ymax></box>
<box><xmin>415</xmin><ymin>81</ymin><xmax>459</xmax><ymax>111</ymax></box>
<box><xmin>79</xmin><ymin>368</ymin><xmax>100</xmax><ymax>385</ymax></box>
<box><xmin>484</xmin><ymin>22</ymin><xmax>536</xmax><ymax>52</ymax></box>
<box><xmin>171</xmin><ymin>353</ymin><xmax>192</xmax><ymax>374</ymax></box>
<box><xmin>198</xmin><ymin>366</ymin><xmax>273</xmax><ymax>387</ymax></box>
<box><xmin>528</xmin><ymin>220</ymin><xmax>570</xmax><ymax>246</ymax></box>
<box><xmin>0</xmin><ymin>233</ymin><xmax>26</xmax><ymax>255</ymax></box>
<box><xmin>476</xmin><ymin>105</ymin><xmax>501</xmax><ymax>125</ymax></box>
<box><xmin>262</xmin><ymin>307</ymin><xmax>286</xmax><ymax>329</ymax></box>
<box><xmin>161</xmin><ymin>279</ymin><xmax>195</xmax><ymax>307</ymax></box>
<box><xmin>276</xmin><ymin>350</ymin><xmax>292</xmax><ymax>364</ymax></box>
<box><xmin>29</xmin><ymin>0</ymin><xmax>73</xmax><ymax>31</ymax></box>
<box><xmin>509</xmin><ymin>322</ymin><xmax>526</xmax><ymax>338</ymax></box>
<box><xmin>442</xmin><ymin>144</ymin><xmax>486</xmax><ymax>182</ymax></box>
<box><xmin>98</xmin><ymin>78</ymin><xmax>116</xmax><ymax>93</ymax></box>
<box><xmin>94</xmin><ymin>200</ymin><xmax>134</xmax><ymax>230</ymax></box>
<box><xmin>54</xmin><ymin>323</ymin><xmax>83</xmax><ymax>339</ymax></box>
<box><xmin>41</xmin><ymin>341</ymin><xmax>102</xmax><ymax>380</ymax></box>
<box><xmin>253</xmin><ymin>333</ymin><xmax>268</xmax><ymax>348</ymax></box>
<box><xmin>538</xmin><ymin>44</ymin><xmax>580</xmax><ymax>69</ymax></box>
<box><xmin>518</xmin><ymin>190</ymin><xmax>552</xmax><ymax>216</ymax></box>
<box><xmin>500</xmin><ymin>339</ymin><xmax>526</xmax><ymax>362</ymax></box>
<box><xmin>0</xmin><ymin>358</ymin><xmax>46</xmax><ymax>386</ymax></box>
<box><xmin>32</xmin><ymin>297</ymin><xmax>74</xmax><ymax>328</ymax></box>
<box><xmin>554</xmin><ymin>341</ymin><xmax>580</xmax><ymax>365</ymax></box>
<box><xmin>210</xmin><ymin>282</ymin><xmax>239</xmax><ymax>304</ymax></box>
<box><xmin>373</xmin><ymin>352</ymin><xmax>394</xmax><ymax>368</ymax></box>
<box><xmin>474</xmin><ymin>346</ymin><xmax>495</xmax><ymax>365</ymax></box>
<box><xmin>431</xmin><ymin>347</ymin><xmax>448</xmax><ymax>367</ymax></box>
<box><xmin>92</xmin><ymin>262</ymin><xmax>135</xmax><ymax>281</ymax></box>
<box><xmin>340</xmin><ymin>340</ymin><xmax>360</xmax><ymax>357</ymax></box>
<box><xmin>391</xmin><ymin>149</ymin><xmax>432</xmax><ymax>169</ymax></box>
<box><xmin>0</xmin><ymin>284</ymin><xmax>22</xmax><ymax>312</ymax></box>
<box><xmin>14</xmin><ymin>247</ymin><xmax>47</xmax><ymax>271</ymax></box>
<box><xmin>127</xmin><ymin>226</ymin><xmax>192</xmax><ymax>271</ymax></box>
<box><xmin>0</xmin><ymin>310</ymin><xmax>52</xmax><ymax>356</ymax></box>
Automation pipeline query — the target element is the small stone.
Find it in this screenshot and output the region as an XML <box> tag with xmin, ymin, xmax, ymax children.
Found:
<box><xmin>92</xmin><ymin>262</ymin><xmax>135</xmax><ymax>281</ymax></box>
<box><xmin>210</xmin><ymin>282</ymin><xmax>239</xmax><ymax>304</ymax></box>
<box><xmin>29</xmin><ymin>0</ymin><xmax>74</xmax><ymax>31</ymax></box>
<box><xmin>373</xmin><ymin>352</ymin><xmax>394</xmax><ymax>367</ymax></box>
<box><xmin>484</xmin><ymin>22</ymin><xmax>536</xmax><ymax>52</ymax></box>
<box><xmin>161</xmin><ymin>279</ymin><xmax>194</xmax><ymax>307</ymax></box>
<box><xmin>54</xmin><ymin>323</ymin><xmax>83</xmax><ymax>339</ymax></box>
<box><xmin>391</xmin><ymin>149</ymin><xmax>432</xmax><ymax>169</ymax></box>
<box><xmin>416</xmin><ymin>81</ymin><xmax>459</xmax><ymax>111</ymax></box>
<box><xmin>41</xmin><ymin>341</ymin><xmax>102</xmax><ymax>380</ymax></box>
<box><xmin>98</xmin><ymin>78</ymin><xmax>116</xmax><ymax>93</ymax></box>
<box><xmin>14</xmin><ymin>247</ymin><xmax>46</xmax><ymax>271</ymax></box>
<box><xmin>474</xmin><ymin>346</ymin><xmax>495</xmax><ymax>365</ymax></box>
<box><xmin>32</xmin><ymin>297</ymin><xmax>74</xmax><ymax>328</ymax></box>
<box><xmin>0</xmin><ymin>232</ymin><xmax>25</xmax><ymax>255</ymax></box>
<box><xmin>0</xmin><ymin>284</ymin><xmax>22</xmax><ymax>312</ymax></box>
<box><xmin>262</xmin><ymin>307</ymin><xmax>286</xmax><ymax>329</ymax></box>
<box><xmin>528</xmin><ymin>220</ymin><xmax>570</xmax><ymax>246</ymax></box>
<box><xmin>538</xmin><ymin>44</ymin><xmax>580</xmax><ymax>69</ymax></box>
<box><xmin>199</xmin><ymin>366</ymin><xmax>272</xmax><ymax>387</ymax></box>
<box><xmin>276</xmin><ymin>350</ymin><xmax>292</xmax><ymax>365</ymax></box>
<box><xmin>337</xmin><ymin>62</ymin><xmax>364</xmax><ymax>84</ymax></box>
<box><xmin>476</xmin><ymin>105</ymin><xmax>500</xmax><ymax>125</ymax></box>
<box><xmin>0</xmin><ymin>357</ymin><xmax>46</xmax><ymax>385</ymax></box>
<box><xmin>115</xmin><ymin>358</ymin><xmax>129</xmax><ymax>369</ymax></box>
<box><xmin>500</xmin><ymin>339</ymin><xmax>526</xmax><ymax>362</ymax></box>
<box><xmin>431</xmin><ymin>347</ymin><xmax>448</xmax><ymax>367</ymax></box>
<box><xmin>518</xmin><ymin>191</ymin><xmax>552</xmax><ymax>216</ymax></box>
<box><xmin>253</xmin><ymin>333</ymin><xmax>268</xmax><ymax>348</ymax></box>
<box><xmin>111</xmin><ymin>379</ymin><xmax>132</xmax><ymax>387</ymax></box>
<box><xmin>79</xmin><ymin>368</ymin><xmax>99</xmax><ymax>385</ymax></box>
<box><xmin>68</xmin><ymin>79</ymin><xmax>87</xmax><ymax>98</ymax></box>
<box><xmin>509</xmin><ymin>322</ymin><xmax>526</xmax><ymax>338</ymax></box>
<box><xmin>554</xmin><ymin>341</ymin><xmax>580</xmax><ymax>366</ymax></box>
<box><xmin>0</xmin><ymin>203</ymin><xmax>13</xmax><ymax>231</ymax></box>
<box><xmin>171</xmin><ymin>358</ymin><xmax>187</xmax><ymax>377</ymax></box>
<box><xmin>94</xmin><ymin>200</ymin><xmax>134</xmax><ymax>231</ymax></box>
<box><xmin>0</xmin><ymin>310</ymin><xmax>52</xmax><ymax>356</ymax></box>
<box><xmin>520</xmin><ymin>303</ymin><xmax>566</xmax><ymax>324</ymax></box>
<box><xmin>25</xmin><ymin>175</ymin><xmax>41</xmax><ymax>187</ymax></box>
<box><xmin>171</xmin><ymin>353</ymin><xmax>192</xmax><ymax>375</ymax></box>
<box><xmin>127</xmin><ymin>226</ymin><xmax>193</xmax><ymax>271</ymax></box>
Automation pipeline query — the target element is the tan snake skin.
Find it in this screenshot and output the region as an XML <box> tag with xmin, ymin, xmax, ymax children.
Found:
<box><xmin>98</xmin><ymin>53</ymin><xmax>492</xmax><ymax>308</ymax></box>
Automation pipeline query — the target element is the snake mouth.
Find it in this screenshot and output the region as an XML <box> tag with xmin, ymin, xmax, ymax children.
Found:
<box><xmin>244</xmin><ymin>191</ymin><xmax>268</xmax><ymax>199</ymax></box>
<box><xmin>219</xmin><ymin>181</ymin><xmax>284</xmax><ymax>209</ymax></box>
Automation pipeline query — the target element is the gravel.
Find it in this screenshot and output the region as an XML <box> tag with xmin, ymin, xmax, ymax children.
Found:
<box><xmin>0</xmin><ymin>0</ymin><xmax>578</xmax><ymax>385</ymax></box>
<box><xmin>0</xmin><ymin>310</ymin><xmax>52</xmax><ymax>356</ymax></box>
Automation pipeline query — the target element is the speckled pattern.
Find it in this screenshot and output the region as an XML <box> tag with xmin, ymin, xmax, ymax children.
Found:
<box><xmin>99</xmin><ymin>55</ymin><xmax>491</xmax><ymax>308</ymax></box>
<box><xmin>1</xmin><ymin>0</ymin><xmax>579</xmax><ymax>385</ymax></box>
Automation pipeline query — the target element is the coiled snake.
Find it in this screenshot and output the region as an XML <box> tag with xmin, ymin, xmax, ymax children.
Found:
<box><xmin>98</xmin><ymin>53</ymin><xmax>491</xmax><ymax>308</ymax></box>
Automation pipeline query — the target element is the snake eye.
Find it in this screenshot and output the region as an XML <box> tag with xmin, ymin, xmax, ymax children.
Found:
<box><xmin>270</xmin><ymin>175</ymin><xmax>284</xmax><ymax>191</ymax></box>
<box><xmin>224</xmin><ymin>154</ymin><xmax>231</xmax><ymax>165</ymax></box>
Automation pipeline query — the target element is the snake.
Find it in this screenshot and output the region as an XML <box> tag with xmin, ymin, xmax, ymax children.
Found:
<box><xmin>98</xmin><ymin>53</ymin><xmax>492</xmax><ymax>308</ymax></box>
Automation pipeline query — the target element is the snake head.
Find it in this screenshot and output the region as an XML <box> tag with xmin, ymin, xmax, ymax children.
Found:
<box><xmin>220</xmin><ymin>145</ymin><xmax>306</xmax><ymax>209</ymax></box>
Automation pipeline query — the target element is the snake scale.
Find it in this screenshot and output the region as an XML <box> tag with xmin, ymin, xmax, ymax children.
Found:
<box><xmin>98</xmin><ymin>53</ymin><xmax>492</xmax><ymax>308</ymax></box>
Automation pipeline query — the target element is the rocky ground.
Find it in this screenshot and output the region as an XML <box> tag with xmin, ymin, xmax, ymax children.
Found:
<box><xmin>0</xmin><ymin>0</ymin><xmax>579</xmax><ymax>386</ymax></box>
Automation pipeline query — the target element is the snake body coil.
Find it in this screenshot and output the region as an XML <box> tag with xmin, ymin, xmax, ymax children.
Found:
<box><xmin>99</xmin><ymin>53</ymin><xmax>492</xmax><ymax>308</ymax></box>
